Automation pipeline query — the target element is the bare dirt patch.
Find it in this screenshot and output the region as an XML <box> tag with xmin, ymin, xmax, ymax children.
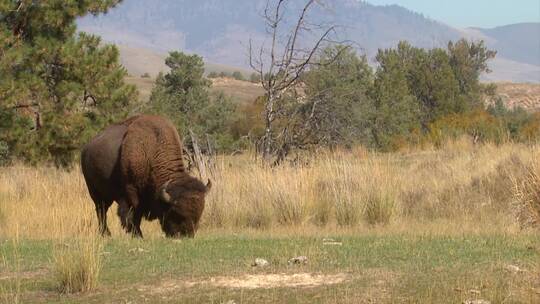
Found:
<box><xmin>205</xmin><ymin>273</ymin><xmax>349</xmax><ymax>289</ymax></box>
<box><xmin>210</xmin><ymin>77</ymin><xmax>262</xmax><ymax>88</ymax></box>
<box><xmin>138</xmin><ymin>272</ymin><xmax>351</xmax><ymax>294</ymax></box>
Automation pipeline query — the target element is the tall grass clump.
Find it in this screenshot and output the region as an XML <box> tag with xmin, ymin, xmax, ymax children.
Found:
<box><xmin>311</xmin><ymin>180</ymin><xmax>336</xmax><ymax>226</ymax></box>
<box><xmin>52</xmin><ymin>237</ymin><xmax>103</xmax><ymax>294</ymax></box>
<box><xmin>266</xmin><ymin>168</ymin><xmax>310</xmax><ymax>226</ymax></box>
<box><xmin>512</xmin><ymin>159</ymin><xmax>540</xmax><ymax>230</ymax></box>
<box><xmin>314</xmin><ymin>155</ymin><xmax>400</xmax><ymax>226</ymax></box>
<box><xmin>327</xmin><ymin>172</ymin><xmax>362</xmax><ymax>227</ymax></box>
<box><xmin>364</xmin><ymin>190</ymin><xmax>397</xmax><ymax>226</ymax></box>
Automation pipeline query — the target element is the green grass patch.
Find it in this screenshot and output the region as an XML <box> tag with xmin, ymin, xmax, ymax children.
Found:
<box><xmin>1</xmin><ymin>233</ymin><xmax>538</xmax><ymax>303</ymax></box>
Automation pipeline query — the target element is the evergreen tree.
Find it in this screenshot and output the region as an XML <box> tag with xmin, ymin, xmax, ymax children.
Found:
<box><xmin>207</xmin><ymin>71</ymin><xmax>219</xmax><ymax>78</ymax></box>
<box><xmin>231</xmin><ymin>71</ymin><xmax>245</xmax><ymax>81</ymax></box>
<box><xmin>370</xmin><ymin>46</ymin><xmax>420</xmax><ymax>150</ymax></box>
<box><xmin>448</xmin><ymin>39</ymin><xmax>496</xmax><ymax>106</ymax></box>
<box><xmin>148</xmin><ymin>52</ymin><xmax>237</xmax><ymax>151</ymax></box>
<box><xmin>408</xmin><ymin>48</ymin><xmax>462</xmax><ymax>126</ymax></box>
<box><xmin>300</xmin><ymin>45</ymin><xmax>374</xmax><ymax>147</ymax></box>
<box><xmin>0</xmin><ymin>0</ymin><xmax>136</xmax><ymax>167</ymax></box>
<box><xmin>249</xmin><ymin>72</ymin><xmax>261</xmax><ymax>83</ymax></box>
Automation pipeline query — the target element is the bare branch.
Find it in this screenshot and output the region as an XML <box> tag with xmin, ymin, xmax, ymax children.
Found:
<box><xmin>12</xmin><ymin>103</ymin><xmax>38</xmax><ymax>110</ymax></box>
<box><xmin>283</xmin><ymin>0</ymin><xmax>317</xmax><ymax>69</ymax></box>
<box><xmin>275</xmin><ymin>26</ymin><xmax>336</xmax><ymax>91</ymax></box>
<box><xmin>248</xmin><ymin>0</ymin><xmax>342</xmax><ymax>163</ymax></box>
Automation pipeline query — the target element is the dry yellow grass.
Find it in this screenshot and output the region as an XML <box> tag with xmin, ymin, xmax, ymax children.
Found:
<box><xmin>209</xmin><ymin>77</ymin><xmax>264</xmax><ymax>104</ymax></box>
<box><xmin>0</xmin><ymin>140</ymin><xmax>538</xmax><ymax>240</ymax></box>
<box><xmin>52</xmin><ymin>237</ymin><xmax>102</xmax><ymax>294</ymax></box>
<box><xmin>513</xmin><ymin>157</ymin><xmax>540</xmax><ymax>229</ymax></box>
<box><xmin>125</xmin><ymin>76</ymin><xmax>154</xmax><ymax>102</ymax></box>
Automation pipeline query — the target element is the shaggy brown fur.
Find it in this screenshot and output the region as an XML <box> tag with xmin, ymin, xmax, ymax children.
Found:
<box><xmin>81</xmin><ymin>115</ymin><xmax>210</xmax><ymax>238</ymax></box>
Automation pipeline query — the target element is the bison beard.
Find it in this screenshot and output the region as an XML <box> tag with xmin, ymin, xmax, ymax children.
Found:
<box><xmin>81</xmin><ymin>115</ymin><xmax>211</xmax><ymax>238</ymax></box>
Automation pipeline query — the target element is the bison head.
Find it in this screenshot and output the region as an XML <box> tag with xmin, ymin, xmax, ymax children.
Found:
<box><xmin>158</xmin><ymin>176</ymin><xmax>212</xmax><ymax>238</ymax></box>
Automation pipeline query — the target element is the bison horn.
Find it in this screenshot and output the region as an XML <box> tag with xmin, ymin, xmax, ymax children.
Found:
<box><xmin>160</xmin><ymin>180</ymin><xmax>172</xmax><ymax>203</ymax></box>
<box><xmin>205</xmin><ymin>179</ymin><xmax>212</xmax><ymax>192</ymax></box>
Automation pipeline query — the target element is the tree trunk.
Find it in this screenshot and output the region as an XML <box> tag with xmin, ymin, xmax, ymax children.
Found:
<box><xmin>262</xmin><ymin>92</ymin><xmax>276</xmax><ymax>161</ymax></box>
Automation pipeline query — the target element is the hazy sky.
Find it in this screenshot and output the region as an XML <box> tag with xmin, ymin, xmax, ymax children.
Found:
<box><xmin>367</xmin><ymin>0</ymin><xmax>540</xmax><ymax>28</ymax></box>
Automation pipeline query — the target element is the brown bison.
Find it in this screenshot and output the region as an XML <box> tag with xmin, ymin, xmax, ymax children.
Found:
<box><xmin>81</xmin><ymin>115</ymin><xmax>211</xmax><ymax>238</ymax></box>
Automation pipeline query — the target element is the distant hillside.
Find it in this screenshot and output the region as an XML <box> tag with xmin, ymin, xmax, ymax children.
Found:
<box><xmin>79</xmin><ymin>0</ymin><xmax>461</xmax><ymax>65</ymax></box>
<box><xmin>79</xmin><ymin>0</ymin><xmax>540</xmax><ymax>83</ymax></box>
<box><xmin>125</xmin><ymin>75</ymin><xmax>264</xmax><ymax>104</ymax></box>
<box><xmin>117</xmin><ymin>45</ymin><xmax>252</xmax><ymax>79</ymax></box>
<box><xmin>481</xmin><ymin>57</ymin><xmax>540</xmax><ymax>84</ymax></box>
<box><xmin>475</xmin><ymin>23</ymin><xmax>540</xmax><ymax>66</ymax></box>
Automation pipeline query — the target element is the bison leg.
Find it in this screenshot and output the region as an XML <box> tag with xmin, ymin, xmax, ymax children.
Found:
<box><xmin>129</xmin><ymin>210</ymin><xmax>144</xmax><ymax>238</ymax></box>
<box><xmin>117</xmin><ymin>201</ymin><xmax>130</xmax><ymax>231</ymax></box>
<box><xmin>95</xmin><ymin>201</ymin><xmax>113</xmax><ymax>237</ymax></box>
<box><xmin>86</xmin><ymin>185</ymin><xmax>113</xmax><ymax>236</ymax></box>
<box><xmin>120</xmin><ymin>207</ymin><xmax>143</xmax><ymax>238</ymax></box>
<box><xmin>122</xmin><ymin>185</ymin><xmax>144</xmax><ymax>238</ymax></box>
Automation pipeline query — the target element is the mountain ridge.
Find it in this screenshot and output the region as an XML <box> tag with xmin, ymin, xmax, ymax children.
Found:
<box><xmin>78</xmin><ymin>0</ymin><xmax>540</xmax><ymax>83</ymax></box>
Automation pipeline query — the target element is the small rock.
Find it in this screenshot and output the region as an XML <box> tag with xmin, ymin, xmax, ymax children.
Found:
<box><xmin>128</xmin><ymin>247</ymin><xmax>148</xmax><ymax>254</ymax></box>
<box><xmin>288</xmin><ymin>256</ymin><xmax>308</xmax><ymax>265</ymax></box>
<box><xmin>322</xmin><ymin>238</ymin><xmax>343</xmax><ymax>246</ymax></box>
<box><xmin>504</xmin><ymin>264</ymin><xmax>523</xmax><ymax>274</ymax></box>
<box><xmin>463</xmin><ymin>300</ymin><xmax>491</xmax><ymax>304</ymax></box>
<box><xmin>251</xmin><ymin>258</ymin><xmax>269</xmax><ymax>267</ymax></box>
<box><xmin>468</xmin><ymin>289</ymin><xmax>481</xmax><ymax>295</ymax></box>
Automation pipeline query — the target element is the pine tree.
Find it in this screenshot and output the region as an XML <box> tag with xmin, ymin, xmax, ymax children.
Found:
<box><xmin>0</xmin><ymin>0</ymin><xmax>136</xmax><ymax>167</ymax></box>
<box><xmin>370</xmin><ymin>45</ymin><xmax>420</xmax><ymax>150</ymax></box>
<box><xmin>231</xmin><ymin>71</ymin><xmax>245</xmax><ymax>81</ymax></box>
<box><xmin>147</xmin><ymin>51</ymin><xmax>237</xmax><ymax>151</ymax></box>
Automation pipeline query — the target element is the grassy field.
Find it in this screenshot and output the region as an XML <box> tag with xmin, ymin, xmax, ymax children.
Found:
<box><xmin>1</xmin><ymin>141</ymin><xmax>539</xmax><ymax>303</ymax></box>
<box><xmin>1</xmin><ymin>233</ymin><xmax>538</xmax><ymax>303</ymax></box>
<box><xmin>125</xmin><ymin>76</ymin><xmax>264</xmax><ymax>104</ymax></box>
<box><xmin>209</xmin><ymin>77</ymin><xmax>265</xmax><ymax>104</ymax></box>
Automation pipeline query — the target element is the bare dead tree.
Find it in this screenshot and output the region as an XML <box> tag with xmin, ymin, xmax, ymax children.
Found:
<box><xmin>183</xmin><ymin>129</ymin><xmax>217</xmax><ymax>181</ymax></box>
<box><xmin>249</xmin><ymin>0</ymin><xmax>341</xmax><ymax>163</ymax></box>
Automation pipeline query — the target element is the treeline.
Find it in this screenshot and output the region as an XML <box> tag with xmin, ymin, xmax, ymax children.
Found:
<box><xmin>206</xmin><ymin>70</ymin><xmax>263</xmax><ymax>83</ymax></box>
<box><xmin>1</xmin><ymin>3</ymin><xmax>538</xmax><ymax>168</ymax></box>
<box><xmin>146</xmin><ymin>40</ymin><xmax>539</xmax><ymax>157</ymax></box>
